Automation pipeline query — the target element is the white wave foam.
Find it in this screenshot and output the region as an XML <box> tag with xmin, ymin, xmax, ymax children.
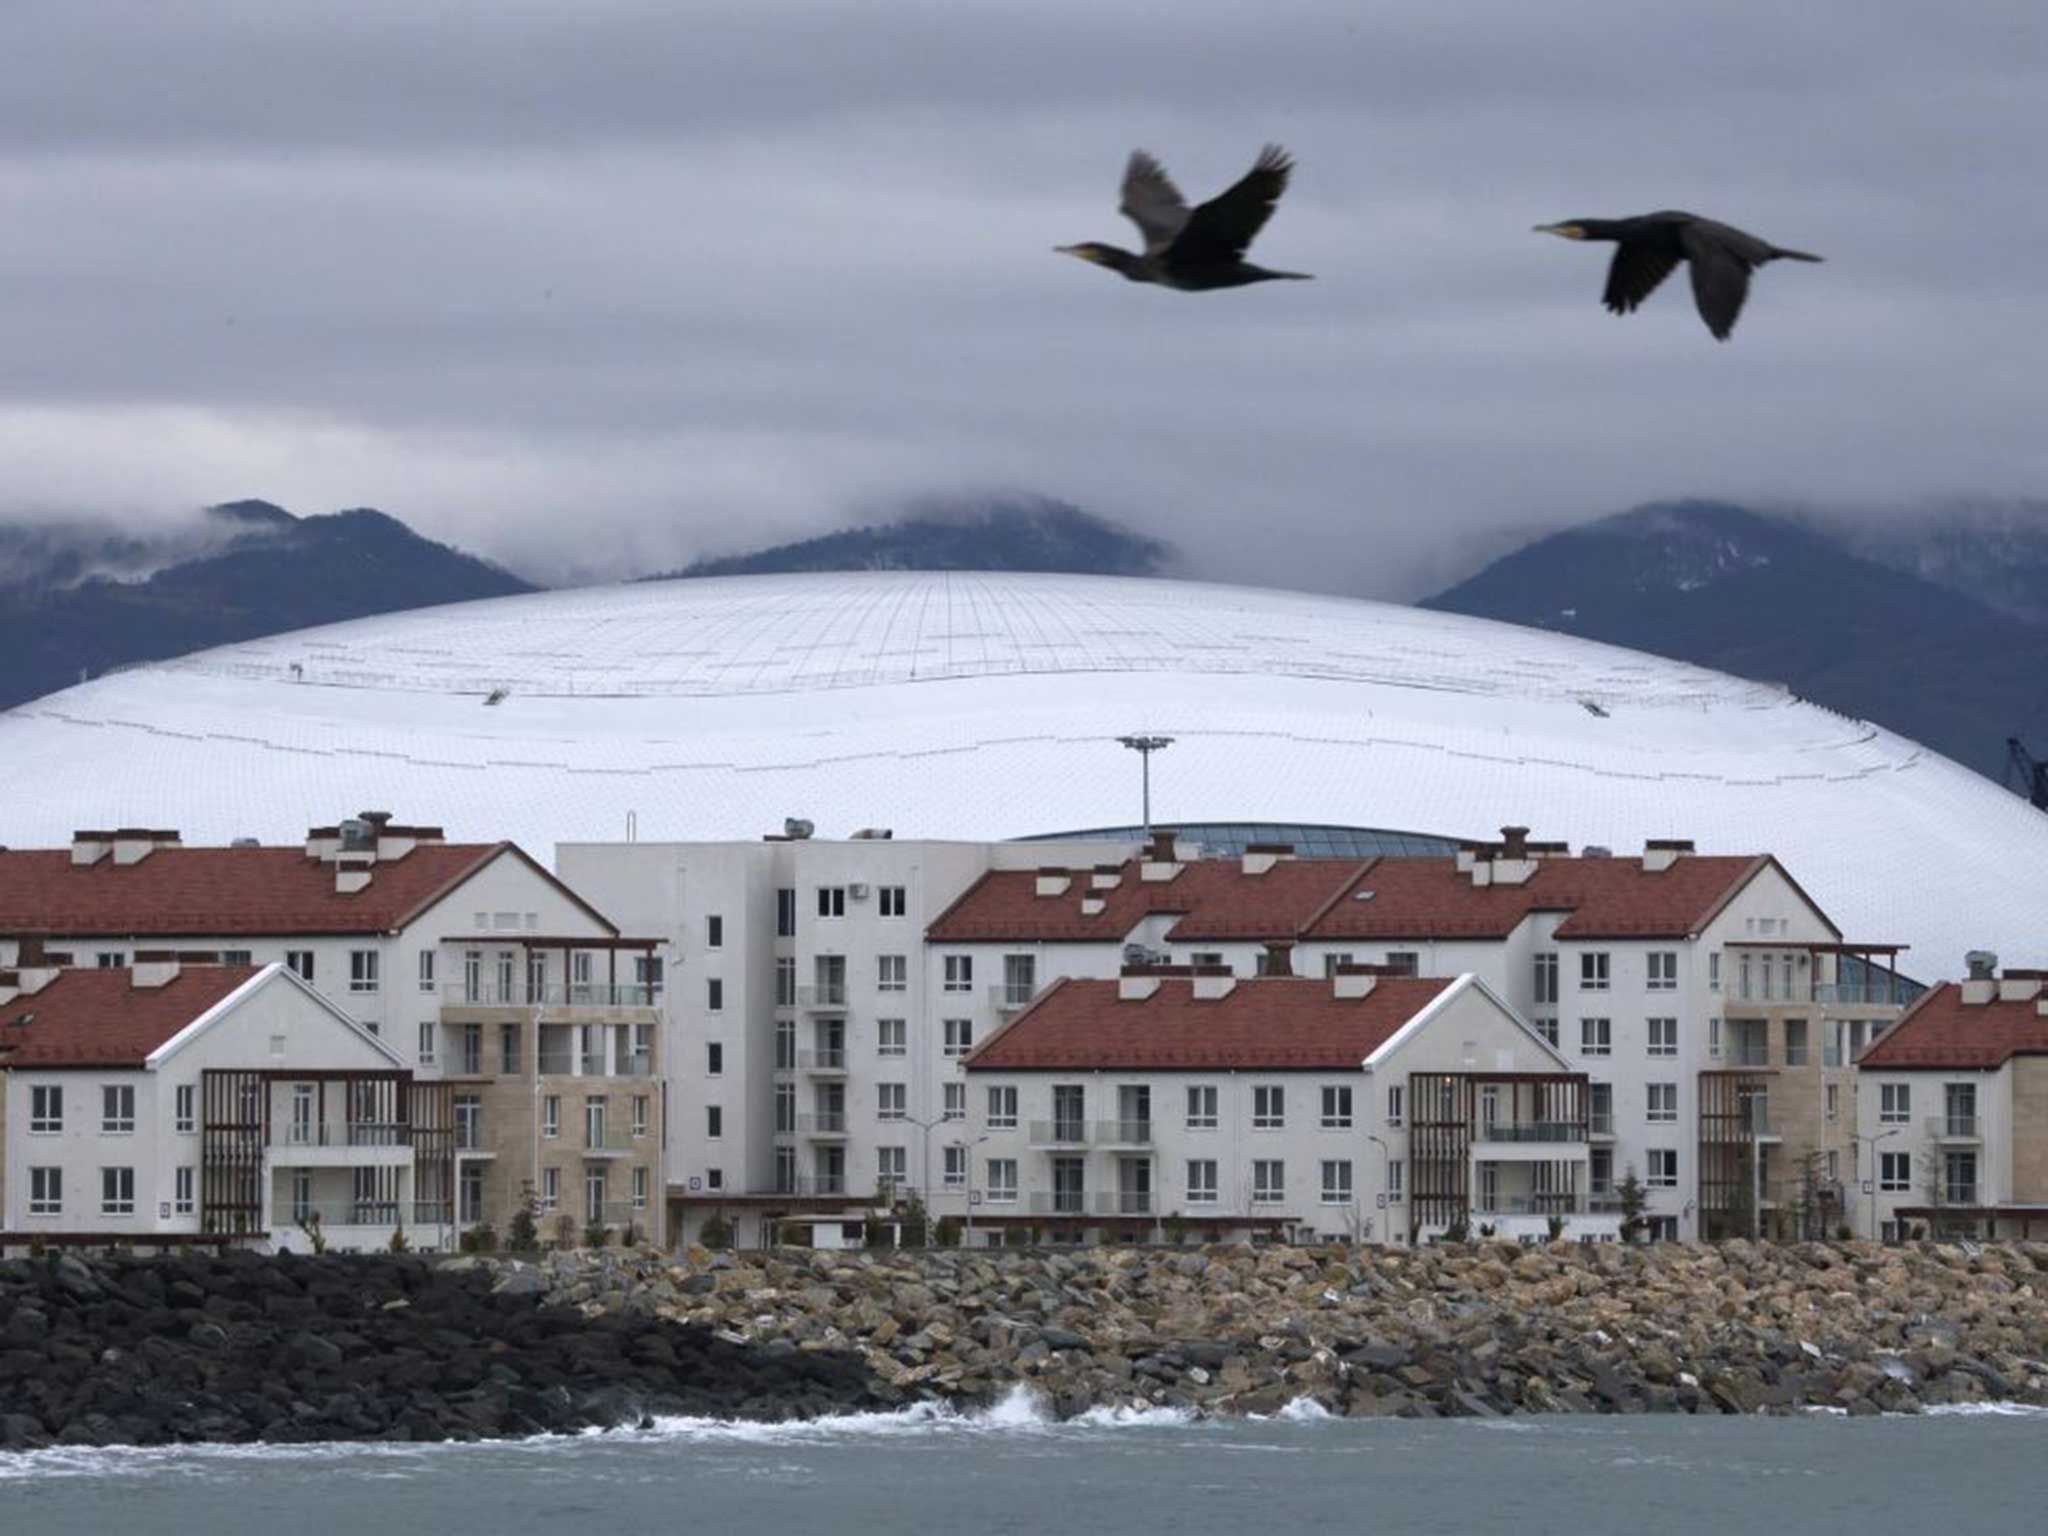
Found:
<box><xmin>1065</xmin><ymin>1401</ymin><xmax>1198</xmax><ymax>1429</ymax></box>
<box><xmin>1920</xmin><ymin>1401</ymin><xmax>2048</xmax><ymax>1418</ymax></box>
<box><xmin>1273</xmin><ymin>1397</ymin><xmax>1335</xmax><ymax>1423</ymax></box>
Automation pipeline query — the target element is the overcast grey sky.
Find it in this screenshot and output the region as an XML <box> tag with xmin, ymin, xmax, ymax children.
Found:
<box><xmin>3</xmin><ymin>1</ymin><xmax>2044</xmax><ymax>595</ymax></box>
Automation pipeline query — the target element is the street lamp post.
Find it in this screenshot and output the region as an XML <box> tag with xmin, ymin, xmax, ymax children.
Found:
<box><xmin>1853</xmin><ymin>1127</ymin><xmax>1900</xmax><ymax>1241</ymax></box>
<box><xmin>1366</xmin><ymin>1133</ymin><xmax>1394</xmax><ymax>1246</ymax></box>
<box><xmin>956</xmin><ymin>1133</ymin><xmax>991</xmax><ymax>1247</ymax></box>
<box><xmin>1116</xmin><ymin>735</ymin><xmax>1174</xmax><ymax>840</ymax></box>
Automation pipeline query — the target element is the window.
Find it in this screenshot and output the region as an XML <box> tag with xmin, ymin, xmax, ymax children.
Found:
<box><xmin>540</xmin><ymin>1167</ymin><xmax>559</xmax><ymax>1211</ymax></box>
<box><xmin>1879</xmin><ymin>1152</ymin><xmax>1911</xmax><ymax>1192</ymax></box>
<box><xmin>287</xmin><ymin>949</ymin><xmax>315</xmax><ymax>982</ymax></box>
<box><xmin>1879</xmin><ymin>1083</ymin><xmax>1911</xmax><ymax>1124</ymax></box>
<box><xmin>29</xmin><ymin>1168</ymin><xmax>61</xmax><ymax>1216</ymax></box>
<box><xmin>776</xmin><ymin>887</ymin><xmax>797</xmax><ymax>936</ymax></box>
<box><xmin>879</xmin><ymin>885</ymin><xmax>907</xmax><ymax>917</ymax></box>
<box><xmin>542</xmin><ymin>1094</ymin><xmax>560</xmax><ymax>1139</ymax></box>
<box><xmin>585</xmin><ymin>1169</ymin><xmax>607</xmax><ymax>1226</ymax></box>
<box><xmin>1252</xmin><ymin>1160</ymin><xmax>1285</xmax><ymax>1204</ymax></box>
<box><xmin>706</xmin><ymin>1042</ymin><xmax>724</xmax><ymax>1076</ymax></box>
<box><xmin>1002</xmin><ymin>954</ymin><xmax>1036</xmax><ymax>1006</ymax></box>
<box><xmin>349</xmin><ymin>949</ymin><xmax>379</xmax><ymax>993</ymax></box>
<box><xmin>987</xmin><ymin>1159</ymin><xmax>1018</xmax><ymax>1203</ymax></box>
<box><xmin>454</xmin><ymin>1094</ymin><xmax>483</xmax><ymax>1150</ymax></box>
<box><xmin>1708</xmin><ymin>951</ymin><xmax>1721</xmax><ymax>992</ymax></box>
<box><xmin>101</xmin><ymin>1166</ymin><xmax>135</xmax><ymax>1216</ymax></box>
<box><xmin>1825</xmin><ymin>1083</ymin><xmax>1839</xmax><ymax>1122</ymax></box>
<box><xmin>1647</xmin><ymin>1149</ymin><xmax>1678</xmax><ymax>1188</ymax></box>
<box><xmin>1647</xmin><ymin>952</ymin><xmax>1678</xmax><ymax>991</ymax></box>
<box><xmin>418</xmin><ymin>949</ymin><xmax>436</xmax><ymax>992</ymax></box>
<box><xmin>943</xmin><ymin>1018</ymin><xmax>973</xmax><ymax>1057</ymax></box>
<box><xmin>1253</xmin><ymin>1085</ymin><xmax>1285</xmax><ymax>1129</ymax></box>
<box><xmin>1321</xmin><ymin>952</ymin><xmax>1355</xmax><ymax>977</ymax></box>
<box><xmin>633</xmin><ymin>1095</ymin><xmax>650</xmax><ymax>1137</ymax></box>
<box><xmin>1320</xmin><ymin>1085</ymin><xmax>1353</xmax><ymax>1129</ymax></box>
<box><xmin>418</xmin><ymin>1021</ymin><xmax>438</xmax><ymax>1066</ymax></box>
<box><xmin>1321</xmin><ymin>1160</ymin><xmax>1354</xmax><ymax>1206</ymax></box>
<box><xmin>776</xmin><ymin>1019</ymin><xmax>797</xmax><ymax>1070</ymax></box>
<box><xmin>944</xmin><ymin>1082</ymin><xmax>965</xmax><ymax>1121</ymax></box>
<box><xmin>816</xmin><ymin>886</ymin><xmax>846</xmax><ymax>918</ymax></box>
<box><xmin>1647</xmin><ymin>1083</ymin><xmax>1678</xmax><ymax>1123</ymax></box>
<box><xmin>459</xmin><ymin>1022</ymin><xmax>483</xmax><ymax>1076</ymax></box>
<box><xmin>1185</xmin><ymin>1085</ymin><xmax>1218</xmax><ymax>1130</ymax></box>
<box><xmin>1533</xmin><ymin>950</ymin><xmax>1560</xmax><ymax>1006</ymax></box>
<box><xmin>706</xmin><ymin>1105</ymin><xmax>723</xmax><ymax>1139</ymax></box>
<box><xmin>1590</xmin><ymin>1147</ymin><xmax>1614</xmax><ymax>1193</ymax></box>
<box><xmin>96</xmin><ymin>951</ymin><xmax>125</xmax><ymax>969</ymax></box>
<box><xmin>1580</xmin><ymin>1017</ymin><xmax>1611</xmax><ymax>1056</ymax></box>
<box><xmin>102</xmin><ymin>1084</ymin><xmax>136</xmax><ymax>1134</ymax></box>
<box><xmin>1386</xmin><ymin>1085</ymin><xmax>1404</xmax><ymax>1127</ymax></box>
<box><xmin>943</xmin><ymin>1145</ymin><xmax>967</xmax><ymax>1188</ymax></box>
<box><xmin>1386</xmin><ymin>1161</ymin><xmax>1404</xmax><ymax>1203</ymax></box>
<box><xmin>1590</xmin><ymin>1082</ymin><xmax>1613</xmax><ymax>1134</ymax></box>
<box><xmin>877</xmin><ymin>1146</ymin><xmax>908</xmax><ymax>1192</ymax></box>
<box><xmin>1784</xmin><ymin>1019</ymin><xmax>1809</xmax><ymax>1067</ymax></box>
<box><xmin>1383</xmin><ymin>951</ymin><xmax>1419</xmax><ymax>976</ymax></box>
<box><xmin>943</xmin><ymin>955</ymin><xmax>973</xmax><ymax>992</ymax></box>
<box><xmin>878</xmin><ymin>1018</ymin><xmax>907</xmax><ymax>1057</ymax></box>
<box><xmin>775</xmin><ymin>1083</ymin><xmax>796</xmax><ymax>1134</ymax></box>
<box><xmin>500</xmin><ymin>1022</ymin><xmax>522</xmax><ymax>1074</ymax></box>
<box><xmin>1579</xmin><ymin>952</ymin><xmax>1610</xmax><ymax>991</ymax></box>
<box><xmin>218</xmin><ymin>948</ymin><xmax>252</xmax><ymax>966</ymax></box>
<box><xmin>1190</xmin><ymin>951</ymin><xmax>1224</xmax><ymax>968</ymax></box>
<box><xmin>1826</xmin><ymin>1150</ymin><xmax>1839</xmax><ymax>1183</ymax></box>
<box><xmin>1647</xmin><ymin>1017</ymin><xmax>1677</xmax><ymax>1057</ymax></box>
<box><xmin>633</xmin><ymin>1167</ymin><xmax>650</xmax><ymax>1209</ymax></box>
<box><xmin>1708</xmin><ymin>1016</ymin><xmax>1722</xmax><ymax>1059</ymax></box>
<box><xmin>175</xmin><ymin>1084</ymin><xmax>195</xmax><ymax>1134</ymax></box>
<box><xmin>1186</xmin><ymin>1159</ymin><xmax>1218</xmax><ymax>1205</ymax></box>
<box><xmin>986</xmin><ymin>1086</ymin><xmax>1018</xmax><ymax>1128</ymax></box>
<box><xmin>774</xmin><ymin>956</ymin><xmax>796</xmax><ymax>1008</ymax></box>
<box><xmin>585</xmin><ymin>1095</ymin><xmax>609</xmax><ymax>1149</ymax></box>
<box><xmin>706</xmin><ymin>914</ymin><xmax>723</xmax><ymax>949</ymax></box>
<box><xmin>877</xmin><ymin>1082</ymin><xmax>907</xmax><ymax>1121</ymax></box>
<box><xmin>877</xmin><ymin>954</ymin><xmax>907</xmax><ymax>992</ymax></box>
<box><xmin>1533</xmin><ymin>1016</ymin><xmax>1559</xmax><ymax>1048</ymax></box>
<box><xmin>706</xmin><ymin>1167</ymin><xmax>723</xmax><ymax>1193</ymax></box>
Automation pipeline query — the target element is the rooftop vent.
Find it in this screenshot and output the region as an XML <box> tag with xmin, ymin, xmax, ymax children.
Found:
<box><xmin>1583</xmin><ymin>845</ymin><xmax>1612</xmax><ymax>859</ymax></box>
<box><xmin>783</xmin><ymin>817</ymin><xmax>815</xmax><ymax>841</ymax></box>
<box><xmin>484</xmin><ymin>687</ymin><xmax>509</xmax><ymax>706</ymax></box>
<box><xmin>338</xmin><ymin>818</ymin><xmax>375</xmax><ymax>852</ymax></box>
<box><xmin>1966</xmin><ymin>950</ymin><xmax>1999</xmax><ymax>981</ymax></box>
<box><xmin>850</xmin><ymin>827</ymin><xmax>894</xmax><ymax>840</ymax></box>
<box><xmin>231</xmin><ymin>837</ymin><xmax>260</xmax><ymax>848</ymax></box>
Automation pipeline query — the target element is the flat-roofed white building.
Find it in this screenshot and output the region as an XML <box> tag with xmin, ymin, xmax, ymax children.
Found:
<box><xmin>962</xmin><ymin>968</ymin><xmax>1612</xmax><ymax>1246</ymax></box>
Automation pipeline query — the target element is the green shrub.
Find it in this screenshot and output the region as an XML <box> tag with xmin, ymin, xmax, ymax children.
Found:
<box><xmin>933</xmin><ymin>1215</ymin><xmax>963</xmax><ymax>1248</ymax></box>
<box><xmin>507</xmin><ymin>1187</ymin><xmax>540</xmax><ymax>1252</ymax></box>
<box><xmin>699</xmin><ymin>1212</ymin><xmax>734</xmax><ymax>1251</ymax></box>
<box><xmin>583</xmin><ymin>1221</ymin><xmax>609</xmax><ymax>1249</ymax></box>
<box><xmin>387</xmin><ymin>1224</ymin><xmax>411</xmax><ymax>1254</ymax></box>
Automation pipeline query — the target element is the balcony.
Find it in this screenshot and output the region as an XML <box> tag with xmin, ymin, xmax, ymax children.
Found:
<box><xmin>1927</xmin><ymin>1116</ymin><xmax>1983</xmax><ymax>1142</ymax></box>
<box><xmin>1728</xmin><ymin>1044</ymin><xmax>1772</xmax><ymax>1068</ymax></box>
<box><xmin>799</xmin><ymin>1047</ymin><xmax>848</xmax><ymax>1074</ymax></box>
<box><xmin>798</xmin><ymin>983</ymin><xmax>847</xmax><ymax>1012</ymax></box>
<box><xmin>1588</xmin><ymin>1113</ymin><xmax>1615</xmax><ymax>1139</ymax></box>
<box><xmin>1094</xmin><ymin>1119</ymin><xmax>1154</xmax><ymax>1146</ymax></box>
<box><xmin>989</xmin><ymin>984</ymin><xmax>1037</xmax><ymax>1015</ymax></box>
<box><xmin>580</xmin><ymin>1123</ymin><xmax>639</xmax><ymax>1158</ymax></box>
<box><xmin>1473</xmin><ymin>1194</ymin><xmax>1586</xmax><ymax>1215</ymax></box>
<box><xmin>784</xmin><ymin>1175</ymin><xmax>849</xmax><ymax>1199</ymax></box>
<box><xmin>1942</xmin><ymin>1184</ymin><xmax>1981</xmax><ymax>1207</ymax></box>
<box><xmin>271</xmin><ymin>1121</ymin><xmax>413</xmax><ymax>1166</ymax></box>
<box><xmin>1474</xmin><ymin>1121</ymin><xmax>1587</xmax><ymax>1144</ymax></box>
<box><xmin>799</xmin><ymin>1112</ymin><xmax>848</xmax><ymax>1138</ymax></box>
<box><xmin>447</xmin><ymin>983</ymin><xmax>658</xmax><ymax>1010</ymax></box>
<box><xmin>1028</xmin><ymin>1191</ymin><xmax>1089</xmax><ymax>1216</ymax></box>
<box><xmin>1028</xmin><ymin>1119</ymin><xmax>1090</xmax><ymax>1147</ymax></box>
<box><xmin>1094</xmin><ymin>1190</ymin><xmax>1155</xmax><ymax>1216</ymax></box>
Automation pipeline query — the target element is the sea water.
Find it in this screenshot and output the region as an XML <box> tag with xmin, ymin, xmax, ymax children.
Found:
<box><xmin>3</xmin><ymin>1392</ymin><xmax>2042</xmax><ymax>1535</ymax></box>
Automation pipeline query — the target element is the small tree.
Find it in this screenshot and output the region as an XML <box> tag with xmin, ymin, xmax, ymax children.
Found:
<box><xmin>699</xmin><ymin>1211</ymin><xmax>734</xmax><ymax>1251</ymax></box>
<box><xmin>387</xmin><ymin>1224</ymin><xmax>411</xmax><ymax>1254</ymax></box>
<box><xmin>1616</xmin><ymin>1166</ymin><xmax>1648</xmax><ymax>1242</ymax></box>
<box><xmin>1441</xmin><ymin>1217</ymin><xmax>1471</xmax><ymax>1244</ymax></box>
<box><xmin>933</xmin><ymin>1214</ymin><xmax>964</xmax><ymax>1248</ymax></box>
<box><xmin>1546</xmin><ymin>1213</ymin><xmax>1567</xmax><ymax>1242</ymax></box>
<box><xmin>300</xmin><ymin>1212</ymin><xmax>328</xmax><ymax>1256</ymax></box>
<box><xmin>507</xmin><ymin>1184</ymin><xmax>540</xmax><ymax>1252</ymax></box>
<box><xmin>897</xmin><ymin>1194</ymin><xmax>930</xmax><ymax>1249</ymax></box>
<box><xmin>553</xmin><ymin>1212</ymin><xmax>577</xmax><ymax>1250</ymax></box>
<box><xmin>583</xmin><ymin>1220</ymin><xmax>609</xmax><ymax>1249</ymax></box>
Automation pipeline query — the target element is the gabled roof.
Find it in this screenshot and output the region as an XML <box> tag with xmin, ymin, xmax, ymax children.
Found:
<box><xmin>925</xmin><ymin>858</ymin><xmax>1367</xmax><ymax>944</ymax></box>
<box><xmin>1857</xmin><ymin>982</ymin><xmax>2048</xmax><ymax>1070</ymax></box>
<box><xmin>1305</xmin><ymin>854</ymin><xmax>1785</xmax><ymax>942</ymax></box>
<box><xmin>961</xmin><ymin>974</ymin><xmax>1459</xmax><ymax>1071</ymax></box>
<box><xmin>0</xmin><ymin>965</ymin><xmax>261</xmax><ymax>1068</ymax></box>
<box><xmin>0</xmin><ymin>842</ymin><xmax>618</xmax><ymax>939</ymax></box>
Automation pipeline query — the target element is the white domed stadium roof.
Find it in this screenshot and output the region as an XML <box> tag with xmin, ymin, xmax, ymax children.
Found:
<box><xmin>3</xmin><ymin>570</ymin><xmax>2041</xmax><ymax>976</ymax></box>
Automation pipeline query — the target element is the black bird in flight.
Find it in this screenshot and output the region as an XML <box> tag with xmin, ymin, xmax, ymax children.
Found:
<box><xmin>1057</xmin><ymin>145</ymin><xmax>1312</xmax><ymax>291</ymax></box>
<box><xmin>1533</xmin><ymin>211</ymin><xmax>1822</xmax><ymax>340</ymax></box>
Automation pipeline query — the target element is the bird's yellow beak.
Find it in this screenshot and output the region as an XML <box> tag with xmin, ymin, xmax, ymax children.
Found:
<box><xmin>1054</xmin><ymin>245</ymin><xmax>1096</xmax><ymax>263</ymax></box>
<box><xmin>1533</xmin><ymin>223</ymin><xmax>1587</xmax><ymax>240</ymax></box>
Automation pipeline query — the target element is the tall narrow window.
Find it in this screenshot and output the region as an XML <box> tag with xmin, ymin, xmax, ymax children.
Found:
<box><xmin>706</xmin><ymin>914</ymin><xmax>723</xmax><ymax>949</ymax></box>
<box><xmin>349</xmin><ymin>950</ymin><xmax>380</xmax><ymax>994</ymax></box>
<box><xmin>418</xmin><ymin>949</ymin><xmax>436</xmax><ymax>992</ymax></box>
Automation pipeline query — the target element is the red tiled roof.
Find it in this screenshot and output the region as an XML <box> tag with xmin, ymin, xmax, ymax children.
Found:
<box><xmin>1858</xmin><ymin>982</ymin><xmax>2048</xmax><ymax>1069</ymax></box>
<box><xmin>925</xmin><ymin>859</ymin><xmax>1367</xmax><ymax>944</ymax></box>
<box><xmin>0</xmin><ymin>965</ymin><xmax>260</xmax><ymax>1068</ymax></box>
<box><xmin>0</xmin><ymin>843</ymin><xmax>604</xmax><ymax>938</ymax></box>
<box><xmin>1306</xmin><ymin>854</ymin><xmax>1775</xmax><ymax>942</ymax></box>
<box><xmin>963</xmin><ymin>974</ymin><xmax>1458</xmax><ymax>1071</ymax></box>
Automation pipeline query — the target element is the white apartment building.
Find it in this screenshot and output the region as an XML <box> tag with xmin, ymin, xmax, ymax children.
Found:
<box><xmin>1855</xmin><ymin>957</ymin><xmax>2048</xmax><ymax>1242</ymax></box>
<box><xmin>963</xmin><ymin>968</ymin><xmax>1612</xmax><ymax>1246</ymax></box>
<box><xmin>0</xmin><ymin>816</ymin><xmax>669</xmax><ymax>1246</ymax></box>
<box><xmin>557</xmin><ymin>833</ymin><xmax>1133</xmax><ymax>1245</ymax></box>
<box><xmin>0</xmin><ymin>959</ymin><xmax>441</xmax><ymax>1252</ymax></box>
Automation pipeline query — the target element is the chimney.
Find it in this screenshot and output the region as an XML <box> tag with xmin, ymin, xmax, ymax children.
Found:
<box><xmin>1148</xmin><ymin>828</ymin><xmax>1175</xmax><ymax>863</ymax></box>
<box><xmin>1257</xmin><ymin>940</ymin><xmax>1296</xmax><ymax>978</ymax></box>
<box><xmin>1118</xmin><ymin>971</ymin><xmax>1161</xmax><ymax>1002</ymax></box>
<box><xmin>1091</xmin><ymin>864</ymin><xmax>1123</xmax><ymax>890</ymax></box>
<box><xmin>1140</xmin><ymin>836</ymin><xmax>1183</xmax><ymax>883</ymax></box>
<box><xmin>1500</xmin><ymin>826</ymin><xmax>1529</xmax><ymax>861</ymax></box>
<box><xmin>1192</xmin><ymin>969</ymin><xmax>1237</xmax><ymax>1000</ymax></box>
<box><xmin>111</xmin><ymin>828</ymin><xmax>179</xmax><ymax>865</ymax></box>
<box><xmin>335</xmin><ymin>853</ymin><xmax>374</xmax><ymax>895</ymax></box>
<box><xmin>1966</xmin><ymin>950</ymin><xmax>1998</xmax><ymax>979</ymax></box>
<box><xmin>1034</xmin><ymin>867</ymin><xmax>1073</xmax><ymax>898</ymax></box>
<box><xmin>1454</xmin><ymin>842</ymin><xmax>1478</xmax><ymax>873</ymax></box>
<box><xmin>131</xmin><ymin>950</ymin><xmax>181</xmax><ymax>988</ymax></box>
<box><xmin>1999</xmin><ymin>975</ymin><xmax>2043</xmax><ymax>1004</ymax></box>
<box><xmin>1332</xmin><ymin>967</ymin><xmax>1378</xmax><ymax>1000</ymax></box>
<box><xmin>1469</xmin><ymin>845</ymin><xmax>1496</xmax><ymax>887</ymax></box>
<box><xmin>1490</xmin><ymin>827</ymin><xmax>1537</xmax><ymax>886</ymax></box>
<box><xmin>70</xmin><ymin>830</ymin><xmax>113</xmax><ymax>866</ymax></box>
<box><xmin>1642</xmin><ymin>838</ymin><xmax>1694</xmax><ymax>874</ymax></box>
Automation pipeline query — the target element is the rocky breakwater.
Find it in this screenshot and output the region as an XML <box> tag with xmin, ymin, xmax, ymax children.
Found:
<box><xmin>0</xmin><ymin>1250</ymin><xmax>891</xmax><ymax>1450</ymax></box>
<box><xmin>548</xmin><ymin>1238</ymin><xmax>2048</xmax><ymax>1420</ymax></box>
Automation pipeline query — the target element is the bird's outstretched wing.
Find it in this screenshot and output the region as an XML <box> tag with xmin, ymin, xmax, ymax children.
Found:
<box><xmin>1679</xmin><ymin>223</ymin><xmax>1755</xmax><ymax>340</ymax></box>
<box><xmin>1602</xmin><ymin>243</ymin><xmax>1681</xmax><ymax>316</ymax></box>
<box><xmin>1119</xmin><ymin>151</ymin><xmax>1191</xmax><ymax>255</ymax></box>
<box><xmin>1167</xmin><ymin>144</ymin><xmax>1294</xmax><ymax>265</ymax></box>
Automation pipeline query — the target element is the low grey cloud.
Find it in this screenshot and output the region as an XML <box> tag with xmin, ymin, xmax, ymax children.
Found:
<box><xmin>3</xmin><ymin>1</ymin><xmax>2044</xmax><ymax>595</ymax></box>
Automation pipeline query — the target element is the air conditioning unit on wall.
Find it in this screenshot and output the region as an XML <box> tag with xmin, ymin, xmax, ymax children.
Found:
<box><xmin>849</xmin><ymin>883</ymin><xmax>870</xmax><ymax>900</ymax></box>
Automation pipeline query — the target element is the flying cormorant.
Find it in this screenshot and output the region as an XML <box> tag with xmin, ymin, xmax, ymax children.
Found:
<box><xmin>1057</xmin><ymin>145</ymin><xmax>1312</xmax><ymax>291</ymax></box>
<box><xmin>1533</xmin><ymin>212</ymin><xmax>1822</xmax><ymax>340</ymax></box>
